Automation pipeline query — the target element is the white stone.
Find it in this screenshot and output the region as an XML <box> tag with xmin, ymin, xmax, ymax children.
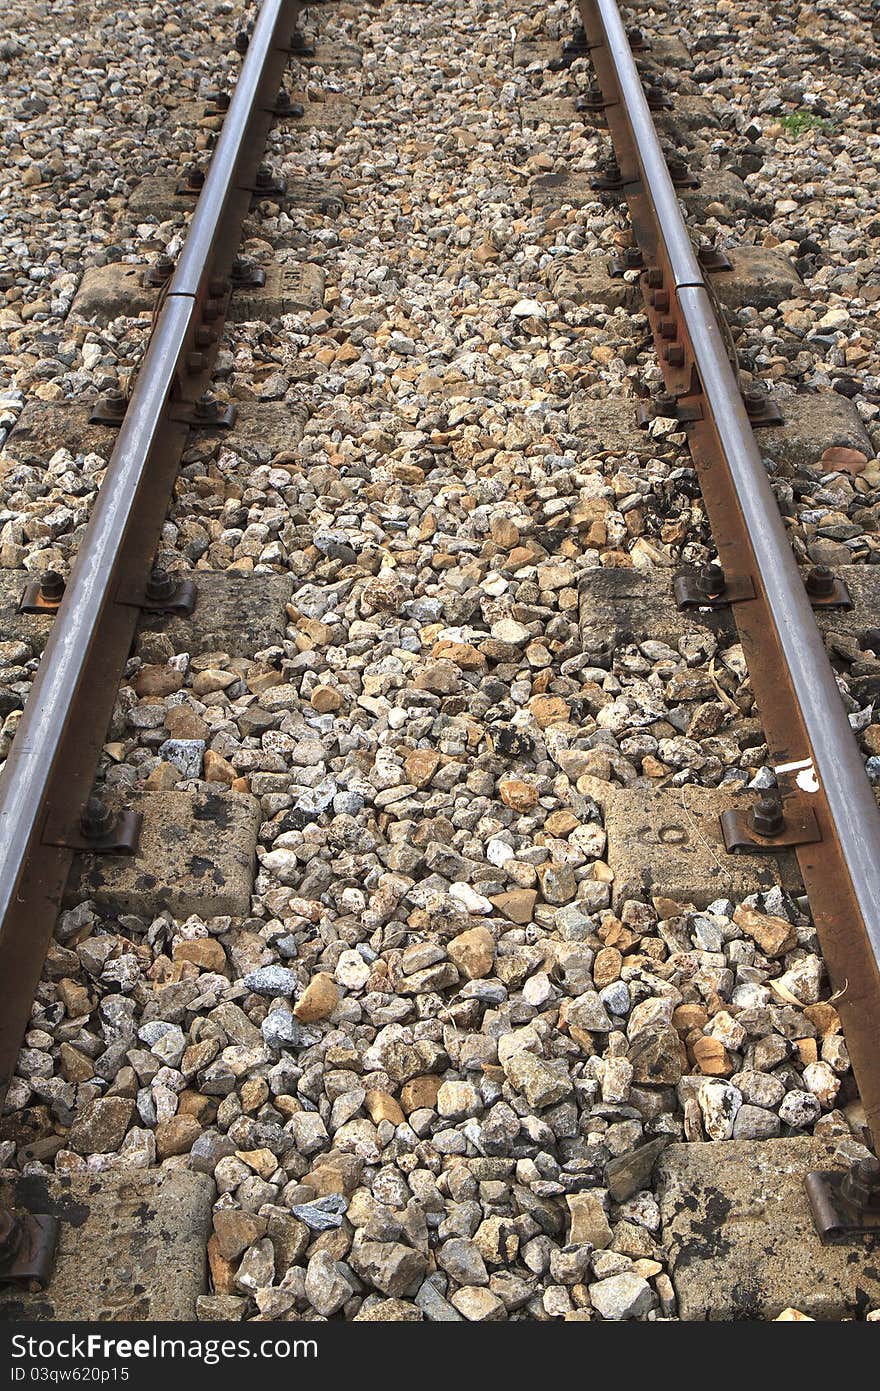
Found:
<box><xmin>698</xmin><ymin>1079</ymin><xmax>743</xmax><ymax>1140</ymax></box>
<box><xmin>511</xmin><ymin>298</ymin><xmax>546</xmax><ymax>319</ymax></box>
<box><xmin>335</xmin><ymin>949</ymin><xmax>371</xmax><ymax>991</ymax></box>
<box><xmin>589</xmin><ymin>1271</ymin><xmax>653</xmax><ymax>1320</ymax></box>
<box><xmin>449</xmin><ymin>882</ymin><xmax>493</xmax><ymax>914</ymax></box>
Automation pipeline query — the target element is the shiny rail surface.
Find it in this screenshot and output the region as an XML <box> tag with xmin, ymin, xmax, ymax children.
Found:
<box><xmin>0</xmin><ymin>0</ymin><xmax>302</xmax><ymax>1100</ymax></box>
<box><xmin>581</xmin><ymin>0</ymin><xmax>880</xmax><ymax>1151</ymax></box>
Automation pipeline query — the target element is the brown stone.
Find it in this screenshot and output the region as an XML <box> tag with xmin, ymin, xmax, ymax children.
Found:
<box><xmin>293</xmin><ymin>971</ymin><xmax>339</xmax><ymax>1023</ymax></box>
<box><xmin>432</xmin><ymin>640</ymin><xmax>485</xmax><ymax>670</ymax></box>
<box><xmin>177</xmin><ymin>1091</ymin><xmax>214</xmax><ymax>1123</ymax></box>
<box><xmin>237</xmin><ymin>1147</ymin><xmax>278</xmax><ymax>1179</ymax></box>
<box><xmin>673</xmin><ymin>1002</ymin><xmax>709</xmax><ymax>1035</ymax></box>
<box><xmin>213</xmin><ymin>1210</ymin><xmax>267</xmax><ymax>1262</ymax></box>
<box><xmin>203</xmin><ymin>749</ymin><xmax>236</xmax><ymax>785</ymax></box>
<box><xmin>447</xmin><ymin>925</ymin><xmax>495</xmax><ymax>979</ymax></box>
<box><xmin>545</xmin><ymin>810</ymin><xmax>579</xmax><ymax>836</ymax></box>
<box><xmin>803</xmin><ymin>1002</ymin><xmax>841</xmax><ymax>1037</ymax></box>
<box><xmin>207</xmin><ymin>1235</ymin><xmax>238</xmax><ymax>1295</ymax></box>
<box><xmin>302</xmin><ymin>1153</ymin><xmax>363</xmax><ymax>1197</ymax></box>
<box><xmin>192</xmin><ymin>669</ymin><xmax>236</xmax><ymax>696</ymax></box>
<box><xmin>821</xmin><ymin>446</ymin><xmax>868</xmax><ymax>475</ymax></box>
<box><xmin>489</xmin><ymin>888</ymin><xmax>538</xmax><ymax>925</ymax></box>
<box><xmin>172</xmin><ymin>938</ymin><xmax>228</xmax><ymax>972</ymax></box>
<box><xmin>134</xmin><ymin>664</ymin><xmax>183</xmax><ymax>697</ymax></box>
<box><xmin>365</xmin><ymin>1089</ymin><xmax>405</xmax><ymax>1126</ymax></box>
<box><xmin>311</xmin><ymin>684</ymin><xmax>344</xmax><ymax>713</ymax></box>
<box><xmin>144</xmin><ymin>762</ymin><xmax>178</xmax><ymax>790</ymax></box>
<box><xmin>593</xmin><ymin>946</ymin><xmax>622</xmax><ymax>989</ymax></box>
<box><xmin>404</xmin><ymin>748</ymin><xmax>441</xmax><ymax>789</ymax></box>
<box><xmin>566</xmin><ymin>1192</ymin><xmax>612</xmax><ymax>1248</ymax></box>
<box><xmin>164</xmin><ymin>705</ymin><xmax>209</xmax><ymax>740</ymax></box>
<box><xmin>490</xmin><ymin>516</ymin><xmax>519</xmax><ymax>548</ymax></box>
<box><xmin>692</xmin><ymin>1035</ymin><xmax>734</xmax><ymax>1077</ymax></box>
<box><xmin>68</xmin><ymin>1097</ymin><xmax>134</xmax><ymax>1155</ymax></box>
<box><xmin>528</xmin><ymin>695</ymin><xmax>569</xmax><ymax>729</ymax></box>
<box><xmin>732</xmin><ymin>906</ymin><xmax>797</xmax><ymax>957</ymax></box>
<box><xmin>59</xmin><ymin>1043</ymin><xmax>94</xmax><ymax>1084</ymax></box>
<box><xmin>155</xmin><ymin>1114</ymin><xmax>202</xmax><ymax>1160</ymax></box>
<box><xmin>414</xmin><ymin>660</ymin><xmax>460</xmax><ymax>695</ymax></box>
<box><xmin>400</xmin><ymin>1075</ymin><xmax>442</xmax><ymax>1114</ymax></box>
<box><xmin>498</xmin><ymin>777</ymin><xmax>538</xmax><ymax>812</ymax></box>
<box><xmin>56</xmin><ymin>978</ymin><xmax>91</xmax><ymax>1017</ymax></box>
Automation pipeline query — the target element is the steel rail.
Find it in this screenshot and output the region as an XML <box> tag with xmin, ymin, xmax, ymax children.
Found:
<box><xmin>0</xmin><ymin>0</ymin><xmax>301</xmax><ymax>1098</ymax></box>
<box><xmin>581</xmin><ymin>0</ymin><xmax>880</xmax><ymax>1149</ymax></box>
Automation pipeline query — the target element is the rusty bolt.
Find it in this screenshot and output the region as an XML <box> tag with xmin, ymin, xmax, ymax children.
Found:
<box><xmin>696</xmin><ymin>562</ymin><xmax>726</xmax><ymax>598</ymax></box>
<box><xmin>658</xmin><ymin>317</ymin><xmax>677</xmax><ymax>339</ymax></box>
<box><xmin>208</xmin><ymin>276</ymin><xmax>229</xmax><ymax>297</ymax></box>
<box><xmin>101</xmin><ymin>389</ymin><xmax>127</xmax><ymax>416</ymax></box>
<box><xmin>646</xmin><ymin>267</ymin><xmax>663</xmax><ymax>289</ymax></box>
<box><xmin>623</xmin><ymin>247</ymin><xmax>642</xmax><ymax>268</ymax></box>
<box><xmin>234</xmin><ymin>29</ymin><xmax>250</xmax><ymax>54</ymax></box>
<box><xmin>806</xmin><ymin>564</ymin><xmax>835</xmax><ymax>598</ymax></box>
<box><xmin>187</xmin><ymin>352</ymin><xmax>208</xmax><ymax>374</ymax></box>
<box><xmin>145</xmin><ymin>567</ymin><xmax>175</xmax><ymax>603</ymax></box>
<box><xmin>80</xmin><ymin>795</ymin><xmax>116</xmax><ymax>842</ymax></box>
<box><xmin>255</xmin><ymin>166</ymin><xmax>273</xmax><ymax>188</ymax></box>
<box><xmin>750</xmin><ymin>794</ymin><xmax>784</xmax><ymax>837</ymax></box>
<box><xmin>185</xmin><ymin>166</ymin><xmax>205</xmax><ymax>191</ymax></box>
<box><xmin>841</xmin><ymin>1155</ymin><xmax>880</xmax><ymax>1209</ymax></box>
<box><xmin>652</xmin><ymin>290</ymin><xmax>670</xmax><ymax>311</ymax></box>
<box><xmin>654</xmin><ymin>393</ymin><xmax>678</xmax><ymax>417</ymax></box>
<box><xmin>39</xmin><ymin>570</ymin><xmax>65</xmax><ymax>603</ymax></box>
<box><xmin>195</xmin><ymin>326</ymin><xmax>216</xmax><ymax>347</ymax></box>
<box><xmin>665</xmin><ymin>344</ymin><xmax>685</xmax><ymax>366</ymax></box>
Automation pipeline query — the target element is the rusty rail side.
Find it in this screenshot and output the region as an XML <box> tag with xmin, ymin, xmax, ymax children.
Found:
<box><xmin>580</xmin><ymin>0</ymin><xmax>880</xmax><ymax>1149</ymax></box>
<box><xmin>0</xmin><ymin>0</ymin><xmax>302</xmax><ymax>1100</ymax></box>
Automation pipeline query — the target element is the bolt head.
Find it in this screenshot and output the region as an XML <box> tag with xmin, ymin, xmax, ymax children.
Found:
<box><xmin>80</xmin><ymin>796</ymin><xmax>115</xmax><ymax>840</ymax></box>
<box><xmin>697</xmin><ymin>563</ymin><xmax>726</xmax><ymax>597</ymax></box>
<box><xmin>806</xmin><ymin>564</ymin><xmax>834</xmax><ymax>597</ymax></box>
<box><xmin>146</xmin><ymin>567</ymin><xmax>174</xmax><ymax>602</ymax></box>
<box><xmin>39</xmin><ymin>569</ymin><xmax>65</xmax><ymax>601</ymax></box>
<box><xmin>750</xmin><ymin>794</ymin><xmax>784</xmax><ymax>836</ymax></box>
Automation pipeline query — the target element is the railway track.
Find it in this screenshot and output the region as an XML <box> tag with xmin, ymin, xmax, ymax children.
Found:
<box><xmin>1</xmin><ymin>0</ymin><xmax>880</xmax><ymax>1321</ymax></box>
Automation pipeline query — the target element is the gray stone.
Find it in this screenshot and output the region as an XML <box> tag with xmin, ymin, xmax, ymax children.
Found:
<box><xmin>304</xmin><ymin>1249</ymin><xmax>355</xmax><ymax>1316</ymax></box>
<box><xmin>291</xmin><ymin>1194</ymin><xmax>347</xmax><ymax>1230</ymax></box>
<box><xmin>416</xmin><ymin>1278</ymin><xmax>465</xmax><ymax>1321</ymax></box>
<box><xmin>158</xmin><ymin>738</ymin><xmax>204</xmax><ymax>779</ymax></box>
<box><xmin>244</xmin><ymin>965</ymin><xmax>299</xmax><ymax>997</ymax></box>
<box><xmin>589</xmin><ymin>1271</ymin><xmax>654</xmax><ymax>1320</ymax></box>
<box><xmin>350</xmin><ymin>1240</ymin><xmax>427</xmax><ymax>1297</ymax></box>
<box><xmin>606</xmin><ymin>1138</ymin><xmax>668</xmax><ymax>1202</ymax></box>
